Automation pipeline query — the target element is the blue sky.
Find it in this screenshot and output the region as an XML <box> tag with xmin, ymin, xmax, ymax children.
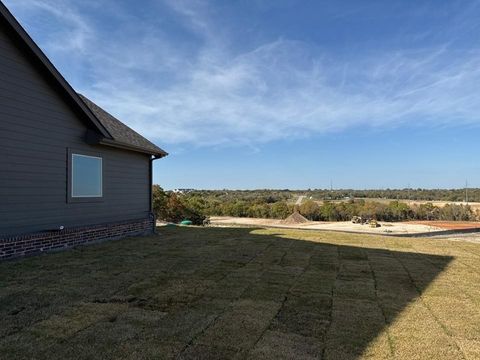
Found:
<box><xmin>5</xmin><ymin>0</ymin><xmax>480</xmax><ymax>189</ymax></box>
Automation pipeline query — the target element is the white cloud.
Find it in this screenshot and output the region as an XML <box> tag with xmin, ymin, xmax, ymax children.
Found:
<box><xmin>5</xmin><ymin>0</ymin><xmax>480</xmax><ymax>147</ymax></box>
<box><xmin>8</xmin><ymin>0</ymin><xmax>93</xmax><ymax>53</ymax></box>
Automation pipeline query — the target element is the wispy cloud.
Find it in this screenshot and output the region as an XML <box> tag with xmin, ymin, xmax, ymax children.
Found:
<box><xmin>9</xmin><ymin>0</ymin><xmax>93</xmax><ymax>53</ymax></box>
<box><xmin>5</xmin><ymin>0</ymin><xmax>480</xmax><ymax>147</ymax></box>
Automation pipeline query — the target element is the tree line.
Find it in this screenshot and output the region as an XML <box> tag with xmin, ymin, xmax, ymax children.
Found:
<box><xmin>297</xmin><ymin>199</ymin><xmax>476</xmax><ymax>222</ymax></box>
<box><xmin>153</xmin><ymin>186</ymin><xmax>294</xmax><ymax>224</ymax></box>
<box><xmin>307</xmin><ymin>188</ymin><xmax>479</xmax><ymax>202</ymax></box>
<box><xmin>152</xmin><ymin>187</ymin><xmax>478</xmax><ymax>224</ymax></box>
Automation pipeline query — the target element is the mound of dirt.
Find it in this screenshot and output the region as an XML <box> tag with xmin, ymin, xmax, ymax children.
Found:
<box><xmin>282</xmin><ymin>211</ymin><xmax>309</xmax><ymax>224</ymax></box>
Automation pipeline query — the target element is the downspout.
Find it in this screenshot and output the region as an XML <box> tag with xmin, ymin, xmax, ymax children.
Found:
<box><xmin>149</xmin><ymin>153</ymin><xmax>167</xmax><ymax>234</ymax></box>
<box><xmin>149</xmin><ymin>156</ymin><xmax>155</xmax><ymax>233</ymax></box>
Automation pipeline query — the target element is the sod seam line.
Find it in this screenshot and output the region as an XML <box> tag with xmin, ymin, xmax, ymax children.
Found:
<box><xmin>393</xmin><ymin>252</ymin><xmax>468</xmax><ymax>360</ymax></box>
<box><xmin>320</xmin><ymin>245</ymin><xmax>340</xmax><ymax>360</ymax></box>
<box><xmin>244</xmin><ymin>246</ymin><xmax>313</xmax><ymax>357</ymax></box>
<box><xmin>365</xmin><ymin>248</ymin><xmax>396</xmax><ymax>358</ymax></box>
<box><xmin>175</xmin><ymin>237</ymin><xmax>277</xmax><ymax>357</ymax></box>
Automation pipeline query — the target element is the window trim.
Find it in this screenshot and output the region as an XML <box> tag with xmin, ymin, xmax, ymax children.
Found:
<box><xmin>67</xmin><ymin>148</ymin><xmax>104</xmax><ymax>203</ymax></box>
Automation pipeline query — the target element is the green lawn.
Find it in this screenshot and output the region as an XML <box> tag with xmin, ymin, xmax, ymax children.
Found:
<box><xmin>1</xmin><ymin>227</ymin><xmax>480</xmax><ymax>359</ymax></box>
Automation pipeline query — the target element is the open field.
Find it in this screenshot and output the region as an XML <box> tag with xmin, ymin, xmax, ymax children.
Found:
<box><xmin>2</xmin><ymin>227</ymin><xmax>480</xmax><ymax>359</ymax></box>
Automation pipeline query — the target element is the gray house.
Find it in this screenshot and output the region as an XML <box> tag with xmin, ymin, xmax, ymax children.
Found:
<box><xmin>0</xmin><ymin>3</ymin><xmax>167</xmax><ymax>259</ymax></box>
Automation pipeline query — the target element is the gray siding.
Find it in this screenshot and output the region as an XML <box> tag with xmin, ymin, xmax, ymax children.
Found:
<box><xmin>0</xmin><ymin>25</ymin><xmax>151</xmax><ymax>236</ymax></box>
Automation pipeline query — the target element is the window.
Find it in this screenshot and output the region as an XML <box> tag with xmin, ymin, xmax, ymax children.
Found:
<box><xmin>71</xmin><ymin>154</ymin><xmax>103</xmax><ymax>198</ymax></box>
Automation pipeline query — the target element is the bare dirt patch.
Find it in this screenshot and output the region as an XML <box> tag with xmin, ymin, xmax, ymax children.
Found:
<box><xmin>210</xmin><ymin>216</ymin><xmax>442</xmax><ymax>235</ymax></box>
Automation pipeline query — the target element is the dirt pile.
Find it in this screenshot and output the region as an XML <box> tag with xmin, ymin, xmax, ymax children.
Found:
<box><xmin>282</xmin><ymin>211</ymin><xmax>309</xmax><ymax>225</ymax></box>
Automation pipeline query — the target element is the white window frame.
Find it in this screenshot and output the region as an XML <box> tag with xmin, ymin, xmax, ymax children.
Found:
<box><xmin>71</xmin><ymin>153</ymin><xmax>103</xmax><ymax>198</ymax></box>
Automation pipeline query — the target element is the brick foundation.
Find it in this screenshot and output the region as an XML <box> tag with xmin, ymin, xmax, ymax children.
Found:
<box><xmin>0</xmin><ymin>217</ymin><xmax>155</xmax><ymax>260</ymax></box>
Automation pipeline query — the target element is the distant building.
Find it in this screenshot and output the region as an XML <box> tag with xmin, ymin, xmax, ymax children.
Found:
<box><xmin>172</xmin><ymin>189</ymin><xmax>195</xmax><ymax>194</ymax></box>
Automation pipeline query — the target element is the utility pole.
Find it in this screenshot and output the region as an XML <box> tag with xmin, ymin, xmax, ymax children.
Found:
<box><xmin>465</xmin><ymin>179</ymin><xmax>469</xmax><ymax>204</ymax></box>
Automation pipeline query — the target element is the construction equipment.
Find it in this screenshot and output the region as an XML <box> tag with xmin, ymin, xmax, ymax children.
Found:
<box><xmin>352</xmin><ymin>216</ymin><xmax>380</xmax><ymax>228</ymax></box>
<box><xmin>369</xmin><ymin>219</ymin><xmax>380</xmax><ymax>228</ymax></box>
<box><xmin>352</xmin><ymin>216</ymin><xmax>363</xmax><ymax>224</ymax></box>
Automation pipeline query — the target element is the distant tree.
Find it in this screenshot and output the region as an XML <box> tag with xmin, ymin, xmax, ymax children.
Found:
<box><xmin>152</xmin><ymin>186</ymin><xmax>206</xmax><ymax>224</ymax></box>
<box><xmin>164</xmin><ymin>194</ymin><xmax>187</xmax><ymax>223</ymax></box>
<box><xmin>152</xmin><ymin>185</ymin><xmax>169</xmax><ymax>220</ymax></box>
<box><xmin>271</xmin><ymin>201</ymin><xmax>291</xmax><ymax>219</ymax></box>
<box><xmin>319</xmin><ymin>202</ymin><xmax>339</xmax><ymax>221</ymax></box>
<box><xmin>299</xmin><ymin>200</ymin><xmax>320</xmax><ymax>221</ymax></box>
<box><xmin>439</xmin><ymin>204</ymin><xmax>475</xmax><ymax>221</ymax></box>
<box><xmin>247</xmin><ymin>203</ymin><xmax>270</xmax><ymax>218</ymax></box>
<box><xmin>388</xmin><ymin>201</ymin><xmax>413</xmax><ymax>221</ymax></box>
<box><xmin>264</xmin><ymin>195</ymin><xmax>277</xmax><ymax>204</ymax></box>
<box><xmin>414</xmin><ymin>203</ymin><xmax>439</xmax><ymax>220</ymax></box>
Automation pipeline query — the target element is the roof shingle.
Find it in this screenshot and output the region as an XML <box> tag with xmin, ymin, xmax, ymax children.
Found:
<box><xmin>79</xmin><ymin>94</ymin><xmax>167</xmax><ymax>157</ymax></box>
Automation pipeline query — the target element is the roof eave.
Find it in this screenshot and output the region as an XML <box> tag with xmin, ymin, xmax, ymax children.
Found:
<box><xmin>98</xmin><ymin>138</ymin><xmax>168</xmax><ymax>158</ymax></box>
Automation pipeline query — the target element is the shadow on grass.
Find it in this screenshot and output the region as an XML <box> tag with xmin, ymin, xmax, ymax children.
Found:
<box><xmin>0</xmin><ymin>226</ymin><xmax>453</xmax><ymax>359</ymax></box>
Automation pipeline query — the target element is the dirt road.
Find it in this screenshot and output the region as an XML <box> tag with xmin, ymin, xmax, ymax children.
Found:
<box><xmin>295</xmin><ymin>195</ymin><xmax>306</xmax><ymax>206</ymax></box>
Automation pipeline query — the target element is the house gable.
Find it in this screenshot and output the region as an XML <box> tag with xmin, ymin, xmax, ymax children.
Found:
<box><xmin>0</xmin><ymin>2</ymin><xmax>112</xmax><ymax>140</ymax></box>
<box><xmin>0</xmin><ymin>2</ymin><xmax>167</xmax><ymax>158</ymax></box>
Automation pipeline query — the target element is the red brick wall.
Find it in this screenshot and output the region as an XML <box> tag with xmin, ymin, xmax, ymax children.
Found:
<box><xmin>0</xmin><ymin>217</ymin><xmax>154</xmax><ymax>260</ymax></box>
